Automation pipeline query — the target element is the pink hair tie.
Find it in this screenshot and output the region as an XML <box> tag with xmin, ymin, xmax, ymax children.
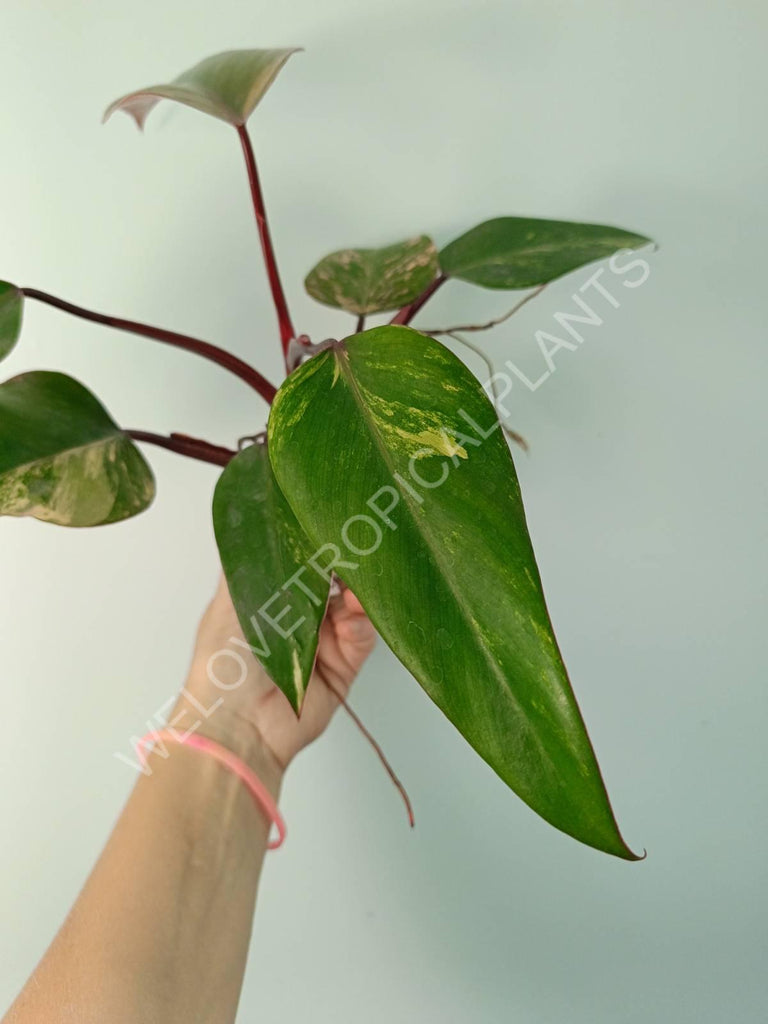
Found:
<box><xmin>137</xmin><ymin>728</ymin><xmax>286</xmax><ymax>850</ymax></box>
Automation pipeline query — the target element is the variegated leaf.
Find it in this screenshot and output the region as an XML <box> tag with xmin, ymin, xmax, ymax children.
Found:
<box><xmin>304</xmin><ymin>235</ymin><xmax>438</xmax><ymax>316</ymax></box>
<box><xmin>103</xmin><ymin>48</ymin><xmax>301</xmax><ymax>129</ymax></box>
<box><xmin>439</xmin><ymin>217</ymin><xmax>651</xmax><ymax>289</ymax></box>
<box><xmin>213</xmin><ymin>442</ymin><xmax>329</xmax><ymax>713</ymax></box>
<box><xmin>0</xmin><ymin>371</ymin><xmax>155</xmax><ymax>527</ymax></box>
<box><xmin>268</xmin><ymin>326</ymin><xmax>639</xmax><ymax>859</ymax></box>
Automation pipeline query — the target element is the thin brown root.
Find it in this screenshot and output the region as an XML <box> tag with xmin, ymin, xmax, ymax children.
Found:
<box><xmin>324</xmin><ymin>677</ymin><xmax>415</xmax><ymax>828</ymax></box>
<box><xmin>422</xmin><ymin>283</ymin><xmax>547</xmax><ymax>336</ymax></box>
<box><xmin>440</xmin><ymin>331</ymin><xmax>529</xmax><ymax>455</ymax></box>
<box><xmin>503</xmin><ymin>426</ymin><xmax>529</xmax><ymax>453</ymax></box>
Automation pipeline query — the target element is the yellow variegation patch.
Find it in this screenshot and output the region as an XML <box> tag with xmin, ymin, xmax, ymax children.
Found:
<box><xmin>0</xmin><ymin>371</ymin><xmax>155</xmax><ymax>528</ymax></box>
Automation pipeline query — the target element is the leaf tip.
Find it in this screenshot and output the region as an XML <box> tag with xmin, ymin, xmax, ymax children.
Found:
<box><xmin>598</xmin><ymin>821</ymin><xmax>645</xmax><ymax>862</ymax></box>
<box><xmin>102</xmin><ymin>95</ymin><xmax>156</xmax><ymax>130</ymax></box>
<box><xmin>617</xmin><ymin>843</ymin><xmax>647</xmax><ymax>863</ymax></box>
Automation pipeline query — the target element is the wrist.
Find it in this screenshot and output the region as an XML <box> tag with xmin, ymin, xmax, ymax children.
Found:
<box><xmin>167</xmin><ymin>691</ymin><xmax>285</xmax><ymax>799</ymax></box>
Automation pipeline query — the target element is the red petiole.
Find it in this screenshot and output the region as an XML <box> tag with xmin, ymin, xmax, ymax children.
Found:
<box><xmin>390</xmin><ymin>272</ymin><xmax>447</xmax><ymax>326</ymax></box>
<box><xmin>236</xmin><ymin>125</ymin><xmax>295</xmax><ymax>367</ymax></box>
<box><xmin>126</xmin><ymin>431</ymin><xmax>235</xmax><ymax>467</ymax></box>
<box><xmin>21</xmin><ymin>288</ymin><xmax>277</xmax><ymax>404</ymax></box>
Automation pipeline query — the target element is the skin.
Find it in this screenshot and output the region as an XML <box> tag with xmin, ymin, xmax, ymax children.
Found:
<box><xmin>3</xmin><ymin>576</ymin><xmax>377</xmax><ymax>1024</ymax></box>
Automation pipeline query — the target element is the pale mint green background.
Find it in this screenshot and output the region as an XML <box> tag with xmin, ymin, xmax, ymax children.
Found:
<box><xmin>0</xmin><ymin>1</ymin><xmax>766</xmax><ymax>1020</ymax></box>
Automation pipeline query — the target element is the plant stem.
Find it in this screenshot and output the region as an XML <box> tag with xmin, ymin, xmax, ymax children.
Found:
<box><xmin>127</xmin><ymin>430</ymin><xmax>235</xmax><ymax>467</ymax></box>
<box><xmin>21</xmin><ymin>288</ymin><xmax>278</xmax><ymax>404</ymax></box>
<box><xmin>236</xmin><ymin>125</ymin><xmax>295</xmax><ymax>364</ymax></box>
<box><xmin>390</xmin><ymin>273</ymin><xmax>447</xmax><ymax>326</ymax></box>
<box><xmin>355</xmin><ymin>314</ymin><xmax>365</xmax><ymax>333</ymax></box>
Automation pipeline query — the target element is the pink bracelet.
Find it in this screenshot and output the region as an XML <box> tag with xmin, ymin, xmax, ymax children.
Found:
<box><xmin>136</xmin><ymin>729</ymin><xmax>286</xmax><ymax>850</ymax></box>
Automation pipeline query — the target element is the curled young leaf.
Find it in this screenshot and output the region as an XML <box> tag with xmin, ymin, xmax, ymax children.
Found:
<box><xmin>305</xmin><ymin>235</ymin><xmax>438</xmax><ymax>315</ymax></box>
<box><xmin>0</xmin><ymin>371</ymin><xmax>155</xmax><ymax>526</ymax></box>
<box><xmin>268</xmin><ymin>326</ymin><xmax>640</xmax><ymax>859</ymax></box>
<box><xmin>103</xmin><ymin>48</ymin><xmax>302</xmax><ymax>129</ymax></box>
<box><xmin>213</xmin><ymin>442</ymin><xmax>329</xmax><ymax>713</ymax></box>
<box><xmin>439</xmin><ymin>216</ymin><xmax>651</xmax><ymax>289</ymax></box>
<box><xmin>0</xmin><ymin>282</ymin><xmax>23</xmax><ymax>362</ymax></box>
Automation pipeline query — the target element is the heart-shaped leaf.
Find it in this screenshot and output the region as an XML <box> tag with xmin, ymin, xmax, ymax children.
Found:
<box><xmin>304</xmin><ymin>235</ymin><xmax>439</xmax><ymax>315</ymax></box>
<box><xmin>439</xmin><ymin>216</ymin><xmax>651</xmax><ymax>289</ymax></box>
<box><xmin>0</xmin><ymin>282</ymin><xmax>23</xmax><ymax>362</ymax></box>
<box><xmin>0</xmin><ymin>371</ymin><xmax>154</xmax><ymax>526</ymax></box>
<box><xmin>213</xmin><ymin>442</ymin><xmax>329</xmax><ymax>712</ymax></box>
<box><xmin>268</xmin><ymin>326</ymin><xmax>639</xmax><ymax>859</ymax></box>
<box><xmin>103</xmin><ymin>48</ymin><xmax>301</xmax><ymax>129</ymax></box>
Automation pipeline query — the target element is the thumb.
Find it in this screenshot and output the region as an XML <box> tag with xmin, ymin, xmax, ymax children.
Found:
<box><xmin>333</xmin><ymin>588</ymin><xmax>377</xmax><ymax>672</ymax></box>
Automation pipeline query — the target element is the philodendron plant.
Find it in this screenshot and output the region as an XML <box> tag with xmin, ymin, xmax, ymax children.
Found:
<box><xmin>0</xmin><ymin>48</ymin><xmax>649</xmax><ymax>860</ymax></box>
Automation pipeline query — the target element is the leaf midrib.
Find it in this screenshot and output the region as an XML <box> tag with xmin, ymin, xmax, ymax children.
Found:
<box><xmin>333</xmin><ymin>340</ymin><xmax>534</xmax><ymax>729</ymax></box>
<box><xmin>447</xmin><ymin>234</ymin><xmax>646</xmax><ymax>275</ymax></box>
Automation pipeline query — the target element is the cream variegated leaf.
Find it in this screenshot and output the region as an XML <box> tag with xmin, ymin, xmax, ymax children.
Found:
<box><xmin>268</xmin><ymin>326</ymin><xmax>640</xmax><ymax>859</ymax></box>
<box><xmin>0</xmin><ymin>371</ymin><xmax>155</xmax><ymax>527</ymax></box>
<box><xmin>305</xmin><ymin>235</ymin><xmax>438</xmax><ymax>315</ymax></box>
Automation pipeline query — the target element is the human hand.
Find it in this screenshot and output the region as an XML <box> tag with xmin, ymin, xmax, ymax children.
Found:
<box><xmin>174</xmin><ymin>575</ymin><xmax>377</xmax><ymax>787</ymax></box>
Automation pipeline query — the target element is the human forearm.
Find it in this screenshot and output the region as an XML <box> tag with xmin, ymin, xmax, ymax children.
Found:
<box><xmin>4</xmin><ymin>577</ymin><xmax>375</xmax><ymax>1024</ymax></box>
<box><xmin>5</xmin><ymin>706</ymin><xmax>283</xmax><ymax>1024</ymax></box>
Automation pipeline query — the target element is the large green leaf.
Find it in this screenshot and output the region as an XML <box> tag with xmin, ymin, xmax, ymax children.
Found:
<box><xmin>268</xmin><ymin>326</ymin><xmax>639</xmax><ymax>859</ymax></box>
<box><xmin>304</xmin><ymin>236</ymin><xmax>439</xmax><ymax>316</ymax></box>
<box><xmin>0</xmin><ymin>371</ymin><xmax>154</xmax><ymax>526</ymax></box>
<box><xmin>0</xmin><ymin>282</ymin><xmax>23</xmax><ymax>362</ymax></box>
<box><xmin>103</xmin><ymin>48</ymin><xmax>301</xmax><ymax>129</ymax></box>
<box><xmin>439</xmin><ymin>216</ymin><xmax>651</xmax><ymax>289</ymax></box>
<box><xmin>213</xmin><ymin>442</ymin><xmax>329</xmax><ymax>712</ymax></box>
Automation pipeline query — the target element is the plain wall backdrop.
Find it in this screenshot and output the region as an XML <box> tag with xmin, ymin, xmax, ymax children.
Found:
<box><xmin>1</xmin><ymin>1</ymin><xmax>766</xmax><ymax>1020</ymax></box>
